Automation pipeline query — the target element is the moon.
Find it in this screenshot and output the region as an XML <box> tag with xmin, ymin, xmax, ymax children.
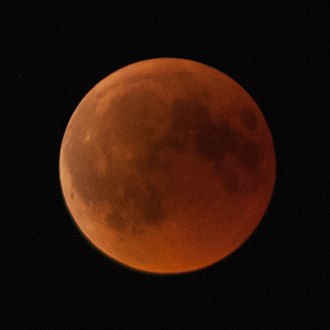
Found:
<box><xmin>59</xmin><ymin>58</ymin><xmax>276</xmax><ymax>274</ymax></box>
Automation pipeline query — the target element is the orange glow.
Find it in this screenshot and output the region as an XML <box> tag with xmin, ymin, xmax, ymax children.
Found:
<box><xmin>59</xmin><ymin>58</ymin><xmax>276</xmax><ymax>274</ymax></box>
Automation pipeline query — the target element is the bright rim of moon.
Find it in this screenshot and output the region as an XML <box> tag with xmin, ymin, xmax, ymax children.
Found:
<box><xmin>59</xmin><ymin>58</ymin><xmax>276</xmax><ymax>275</ymax></box>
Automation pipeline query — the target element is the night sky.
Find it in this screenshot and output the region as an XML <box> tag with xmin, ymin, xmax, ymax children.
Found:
<box><xmin>3</xmin><ymin>2</ymin><xmax>328</xmax><ymax>328</ymax></box>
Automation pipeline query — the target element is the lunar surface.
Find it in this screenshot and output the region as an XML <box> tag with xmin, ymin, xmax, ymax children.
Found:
<box><xmin>59</xmin><ymin>58</ymin><xmax>276</xmax><ymax>274</ymax></box>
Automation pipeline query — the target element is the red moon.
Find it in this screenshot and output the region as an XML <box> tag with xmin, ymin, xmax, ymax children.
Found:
<box><xmin>59</xmin><ymin>58</ymin><xmax>276</xmax><ymax>274</ymax></box>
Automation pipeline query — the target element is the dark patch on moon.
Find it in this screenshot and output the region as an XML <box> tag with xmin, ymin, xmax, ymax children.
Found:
<box><xmin>238</xmin><ymin>138</ymin><xmax>264</xmax><ymax>173</ymax></box>
<box><xmin>104</xmin><ymin>179</ymin><xmax>165</xmax><ymax>235</ymax></box>
<box><xmin>239</xmin><ymin>108</ymin><xmax>257</xmax><ymax>130</ymax></box>
<box><xmin>64</xmin><ymin>86</ymin><xmax>168</xmax><ymax>234</ymax></box>
<box><xmin>166</xmin><ymin>97</ymin><xmax>264</xmax><ymax>190</ymax></box>
<box><xmin>64</xmin><ymin>84</ymin><xmax>264</xmax><ymax>234</ymax></box>
<box><xmin>222</xmin><ymin>170</ymin><xmax>240</xmax><ymax>193</ymax></box>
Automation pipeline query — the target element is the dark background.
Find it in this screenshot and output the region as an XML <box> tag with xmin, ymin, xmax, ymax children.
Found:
<box><xmin>3</xmin><ymin>2</ymin><xmax>328</xmax><ymax>328</ymax></box>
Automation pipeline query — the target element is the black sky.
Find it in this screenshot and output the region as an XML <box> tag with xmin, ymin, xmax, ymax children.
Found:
<box><xmin>3</xmin><ymin>2</ymin><xmax>328</xmax><ymax>328</ymax></box>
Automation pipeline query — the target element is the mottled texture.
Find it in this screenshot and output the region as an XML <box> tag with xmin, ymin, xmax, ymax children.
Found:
<box><xmin>59</xmin><ymin>58</ymin><xmax>276</xmax><ymax>274</ymax></box>
<box><xmin>63</xmin><ymin>86</ymin><xmax>169</xmax><ymax>234</ymax></box>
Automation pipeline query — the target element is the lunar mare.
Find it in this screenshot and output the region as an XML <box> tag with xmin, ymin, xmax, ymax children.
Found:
<box><xmin>59</xmin><ymin>58</ymin><xmax>276</xmax><ymax>274</ymax></box>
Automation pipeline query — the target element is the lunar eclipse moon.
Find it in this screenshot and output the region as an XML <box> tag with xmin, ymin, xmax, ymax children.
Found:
<box><xmin>59</xmin><ymin>58</ymin><xmax>276</xmax><ymax>274</ymax></box>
